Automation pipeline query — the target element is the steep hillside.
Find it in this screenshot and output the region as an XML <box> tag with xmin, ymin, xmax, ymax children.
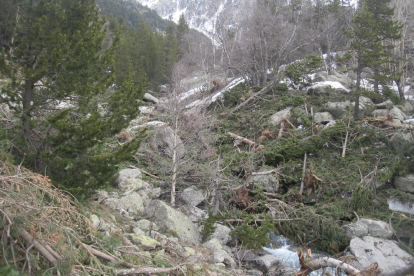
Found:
<box><xmin>97</xmin><ymin>0</ymin><xmax>171</xmax><ymax>30</ymax></box>
<box><xmin>135</xmin><ymin>0</ymin><xmax>254</xmax><ymax>39</ymax></box>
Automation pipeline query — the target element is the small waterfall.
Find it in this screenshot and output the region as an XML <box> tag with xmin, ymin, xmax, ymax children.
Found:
<box><xmin>264</xmin><ymin>233</ymin><xmax>346</xmax><ymax>275</ymax></box>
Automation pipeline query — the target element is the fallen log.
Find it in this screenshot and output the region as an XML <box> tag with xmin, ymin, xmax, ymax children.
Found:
<box><xmin>229</xmin><ymin>80</ymin><xmax>277</xmax><ymax>115</ymax></box>
<box><xmin>227</xmin><ymin>132</ymin><xmax>256</xmax><ymax>147</ymax></box>
<box><xmin>114</xmin><ymin>265</ymin><xmax>184</xmax><ymax>275</ymax></box>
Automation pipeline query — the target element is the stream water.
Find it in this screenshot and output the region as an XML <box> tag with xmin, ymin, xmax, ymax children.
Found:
<box><xmin>264</xmin><ymin>233</ymin><xmax>345</xmax><ymax>276</ymax></box>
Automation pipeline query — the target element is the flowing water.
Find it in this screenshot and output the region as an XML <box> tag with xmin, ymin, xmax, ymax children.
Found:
<box><xmin>264</xmin><ymin>233</ymin><xmax>345</xmax><ymax>276</ymax></box>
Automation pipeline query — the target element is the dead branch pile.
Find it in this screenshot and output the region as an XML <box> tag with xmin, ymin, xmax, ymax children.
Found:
<box><xmin>0</xmin><ymin>161</ymin><xmax>191</xmax><ymax>275</ymax></box>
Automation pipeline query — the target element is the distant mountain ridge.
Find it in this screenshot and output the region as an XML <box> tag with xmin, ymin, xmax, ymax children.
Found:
<box><xmin>134</xmin><ymin>0</ymin><xmax>254</xmax><ymax>39</ymax></box>
<box><xmin>96</xmin><ymin>0</ymin><xmax>172</xmax><ymax>31</ymax></box>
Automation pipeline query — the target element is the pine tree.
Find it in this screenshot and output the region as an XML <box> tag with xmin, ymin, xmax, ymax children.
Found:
<box><xmin>0</xmin><ymin>0</ymin><xmax>146</xmax><ymax>196</ymax></box>
<box><xmin>347</xmin><ymin>0</ymin><xmax>402</xmax><ymax>118</ymax></box>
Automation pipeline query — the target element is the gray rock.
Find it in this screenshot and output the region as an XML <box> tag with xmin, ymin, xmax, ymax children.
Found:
<box><xmin>152</xmin><ymin>127</ymin><xmax>186</xmax><ymax>159</ymax></box>
<box><xmin>389</xmin><ymin>131</ymin><xmax>413</xmax><ymax>150</ymax></box>
<box><xmin>349</xmin><ymin>236</ymin><xmax>414</xmax><ymax>276</ymax></box>
<box><xmin>95</xmin><ymin>190</ymin><xmax>109</xmax><ymax>203</ymax></box>
<box><xmin>132</xmin><ymin>219</ymin><xmax>159</xmax><ymax>233</ymax></box>
<box><xmin>376</xmin><ymin>99</ymin><xmax>394</xmax><ymax>109</ymax></box>
<box><xmin>184</xmin><ymin>206</ymin><xmax>208</xmax><ymax>223</ymax></box>
<box><xmin>349</xmin><ymin>96</ymin><xmax>374</xmax><ymax>117</ymax></box>
<box><xmin>181</xmin><ymin>186</ymin><xmax>206</xmax><ymax>207</ymax></box>
<box><xmin>145</xmin><ymin>200</ymin><xmax>200</xmax><ymax>244</ymax></box>
<box><xmin>325</xmin><ymin>100</ymin><xmax>351</xmax><ymax>119</ymax></box>
<box><xmin>388</xmin><ymin>198</ymin><xmax>414</xmax><ymax>215</ymax></box>
<box><xmin>342</xmin><ymin>219</ymin><xmax>393</xmax><ymax>239</ymax></box>
<box><xmin>143</xmin><ymin>93</ymin><xmax>159</xmax><ymax>104</ymax></box>
<box><xmin>104</xmin><ymin>192</ymin><xmax>145</xmax><ymax>217</ymax></box>
<box><xmin>394</xmin><ymin>174</ymin><xmax>414</xmax><ymax>193</ymax></box>
<box><xmin>314</xmin><ymin>112</ymin><xmax>334</xmax><ymax>123</ymax></box>
<box><xmin>246</xmin><ymin>269</ymin><xmax>264</xmax><ymax>276</ymax></box>
<box><xmin>209</xmin><ymin>224</ymin><xmax>232</xmax><ymax>245</ymax></box>
<box><xmin>243</xmin><ymin>253</ymin><xmax>282</xmax><ymax>274</ymax></box>
<box><xmin>250</xmin><ymin>174</ymin><xmax>279</xmax><ymax>193</ymax></box>
<box><xmin>203</xmin><ymin>238</ymin><xmax>223</xmax><ymax>251</ymax></box>
<box><xmin>117</xmin><ymin>168</ymin><xmax>148</xmax><ymax>191</ymax></box>
<box><xmin>390</xmin><ymin>106</ymin><xmax>407</xmax><ymax>122</ymax></box>
<box><xmin>372</xmin><ymin>109</ymin><xmax>389</xmax><ymax>119</ymax></box>
<box><xmin>269</xmin><ymin>108</ymin><xmax>292</xmax><ymax>127</ymax></box>
<box><xmin>330</xmin><ymin>70</ymin><xmax>354</xmax><ymax>88</ymax></box>
<box><xmin>399</xmin><ymin>101</ymin><xmax>414</xmax><ymax>114</ymax></box>
<box><xmin>129</xmin><ymin>234</ymin><xmax>160</xmax><ymax>250</ymax></box>
<box><xmin>313</xmin><ymin>72</ymin><xmax>328</xmax><ymax>82</ymax></box>
<box><xmin>90</xmin><ymin>214</ymin><xmax>110</xmax><ymax>232</ymax></box>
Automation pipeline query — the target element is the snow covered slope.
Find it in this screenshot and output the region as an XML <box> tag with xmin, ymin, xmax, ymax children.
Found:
<box><xmin>135</xmin><ymin>0</ymin><xmax>253</xmax><ymax>41</ymax></box>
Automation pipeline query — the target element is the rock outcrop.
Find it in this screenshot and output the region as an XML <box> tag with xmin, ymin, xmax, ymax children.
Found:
<box><xmin>145</xmin><ymin>200</ymin><xmax>201</xmax><ymax>245</ymax></box>
<box><xmin>348</xmin><ymin>236</ymin><xmax>414</xmax><ymax>276</ymax></box>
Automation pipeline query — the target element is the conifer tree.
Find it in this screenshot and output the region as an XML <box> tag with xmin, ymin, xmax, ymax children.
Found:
<box><xmin>0</xmin><ymin>0</ymin><xmax>146</xmax><ymax>195</ymax></box>
<box><xmin>347</xmin><ymin>0</ymin><xmax>402</xmax><ymax>118</ymax></box>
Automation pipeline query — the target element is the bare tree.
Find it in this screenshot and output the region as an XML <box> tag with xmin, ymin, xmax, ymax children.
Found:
<box><xmin>392</xmin><ymin>0</ymin><xmax>414</xmax><ymax>100</ymax></box>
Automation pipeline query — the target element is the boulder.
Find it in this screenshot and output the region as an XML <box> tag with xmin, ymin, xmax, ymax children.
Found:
<box><xmin>129</xmin><ymin>234</ymin><xmax>160</xmax><ymax>250</ymax></box>
<box><xmin>152</xmin><ymin>127</ymin><xmax>186</xmax><ymax>159</ymax></box>
<box><xmin>348</xmin><ymin>236</ymin><xmax>414</xmax><ymax>276</ymax></box>
<box><xmin>376</xmin><ymin>99</ymin><xmax>394</xmax><ymax>109</ymax></box>
<box><xmin>399</xmin><ymin>101</ymin><xmax>414</xmax><ymax>114</ymax></box>
<box><xmin>185</xmin><ymin>206</ymin><xmax>208</xmax><ymax>223</ymax></box>
<box><xmin>117</xmin><ymin>168</ymin><xmax>148</xmax><ymax>191</ymax></box>
<box><xmin>389</xmin><ymin>131</ymin><xmax>413</xmax><ymax>150</ymax></box>
<box><xmin>269</xmin><ymin>108</ymin><xmax>292</xmax><ymax>127</ymax></box>
<box><xmin>341</xmin><ymin>219</ymin><xmax>393</xmax><ymax>239</ymax></box>
<box><xmin>203</xmin><ymin>238</ymin><xmax>235</xmax><ymax>267</ymax></box>
<box><xmin>90</xmin><ymin>214</ymin><xmax>111</xmax><ymax>232</ymax></box>
<box><xmin>325</xmin><ymin>100</ymin><xmax>351</xmax><ymax>119</ymax></box>
<box><xmin>390</xmin><ymin>106</ymin><xmax>407</xmax><ymax>122</ymax></box>
<box><xmin>145</xmin><ymin>200</ymin><xmax>200</xmax><ymax>245</ymax></box>
<box><xmin>95</xmin><ymin>190</ymin><xmax>109</xmax><ymax>203</ymax></box>
<box><xmin>241</xmin><ymin>250</ymin><xmax>283</xmax><ymax>274</ymax></box>
<box><xmin>143</xmin><ymin>92</ymin><xmax>159</xmax><ymax>104</ymax></box>
<box><xmin>388</xmin><ymin>198</ymin><xmax>414</xmax><ymax>215</ymax></box>
<box><xmin>372</xmin><ymin>109</ymin><xmax>389</xmax><ymax>119</ymax></box>
<box><xmin>104</xmin><ymin>192</ymin><xmax>145</xmax><ymax>217</ymax></box>
<box><xmin>209</xmin><ymin>223</ymin><xmax>232</xmax><ymax>245</ymax></box>
<box><xmin>250</xmin><ymin>174</ymin><xmax>279</xmax><ymax>193</ymax></box>
<box><xmin>394</xmin><ymin>174</ymin><xmax>414</xmax><ymax>193</ymax></box>
<box><xmin>314</xmin><ymin>112</ymin><xmax>334</xmax><ymax>123</ymax></box>
<box><xmin>180</xmin><ymin>186</ymin><xmax>206</xmax><ymax>207</ymax></box>
<box><xmin>139</xmin><ymin>105</ymin><xmax>155</xmax><ymax>114</ymax></box>
<box><xmin>330</xmin><ymin>70</ymin><xmax>354</xmax><ymax>88</ymax></box>
<box><xmin>132</xmin><ymin>219</ymin><xmax>159</xmax><ymax>234</ymax></box>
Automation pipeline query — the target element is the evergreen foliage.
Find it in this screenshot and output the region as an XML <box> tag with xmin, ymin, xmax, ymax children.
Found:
<box><xmin>111</xmin><ymin>18</ymin><xmax>178</xmax><ymax>88</ymax></box>
<box><xmin>347</xmin><ymin>0</ymin><xmax>402</xmax><ymax>96</ymax></box>
<box><xmin>0</xmin><ymin>0</ymin><xmax>146</xmax><ymax>195</ymax></box>
<box><xmin>96</xmin><ymin>0</ymin><xmax>170</xmax><ymax>31</ymax></box>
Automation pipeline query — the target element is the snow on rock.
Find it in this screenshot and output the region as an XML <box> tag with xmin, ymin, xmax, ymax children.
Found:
<box><xmin>310</xmin><ymin>81</ymin><xmax>349</xmax><ymax>92</ymax></box>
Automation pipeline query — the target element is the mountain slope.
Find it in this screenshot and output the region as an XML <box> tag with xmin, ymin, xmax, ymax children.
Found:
<box><xmin>135</xmin><ymin>0</ymin><xmax>254</xmax><ymax>39</ymax></box>
<box><xmin>97</xmin><ymin>0</ymin><xmax>172</xmax><ymax>30</ymax></box>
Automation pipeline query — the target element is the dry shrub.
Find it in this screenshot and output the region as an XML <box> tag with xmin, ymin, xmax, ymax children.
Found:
<box><xmin>0</xmin><ymin>160</ymin><xmax>94</xmax><ymax>273</ymax></box>
<box><xmin>211</xmin><ymin>79</ymin><xmax>224</xmax><ymax>91</ymax></box>
<box><xmin>116</xmin><ymin>129</ymin><xmax>131</xmax><ymax>142</ymax></box>
<box><xmin>258</xmin><ymin>129</ymin><xmax>275</xmax><ymax>143</ymax></box>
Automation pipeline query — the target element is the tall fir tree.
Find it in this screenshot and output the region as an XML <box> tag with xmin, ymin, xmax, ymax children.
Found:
<box><xmin>347</xmin><ymin>0</ymin><xmax>402</xmax><ymax>118</ymax></box>
<box><xmin>0</xmin><ymin>0</ymin><xmax>146</xmax><ymax>196</ymax></box>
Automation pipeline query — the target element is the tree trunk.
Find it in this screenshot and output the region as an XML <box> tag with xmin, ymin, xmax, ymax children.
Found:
<box><xmin>354</xmin><ymin>61</ymin><xmax>362</xmax><ymax>119</ymax></box>
<box><xmin>171</xmin><ymin>116</ymin><xmax>179</xmax><ymax>207</ymax></box>
<box><xmin>22</xmin><ymin>81</ymin><xmax>34</xmax><ymax>147</ymax></box>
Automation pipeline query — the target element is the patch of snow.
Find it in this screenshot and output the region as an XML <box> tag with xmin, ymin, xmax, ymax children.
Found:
<box><xmin>311</xmin><ymin>81</ymin><xmax>349</xmax><ymax>92</ymax></box>
<box><xmin>130</xmin><ymin>120</ymin><xmax>165</xmax><ymax>130</ymax></box>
